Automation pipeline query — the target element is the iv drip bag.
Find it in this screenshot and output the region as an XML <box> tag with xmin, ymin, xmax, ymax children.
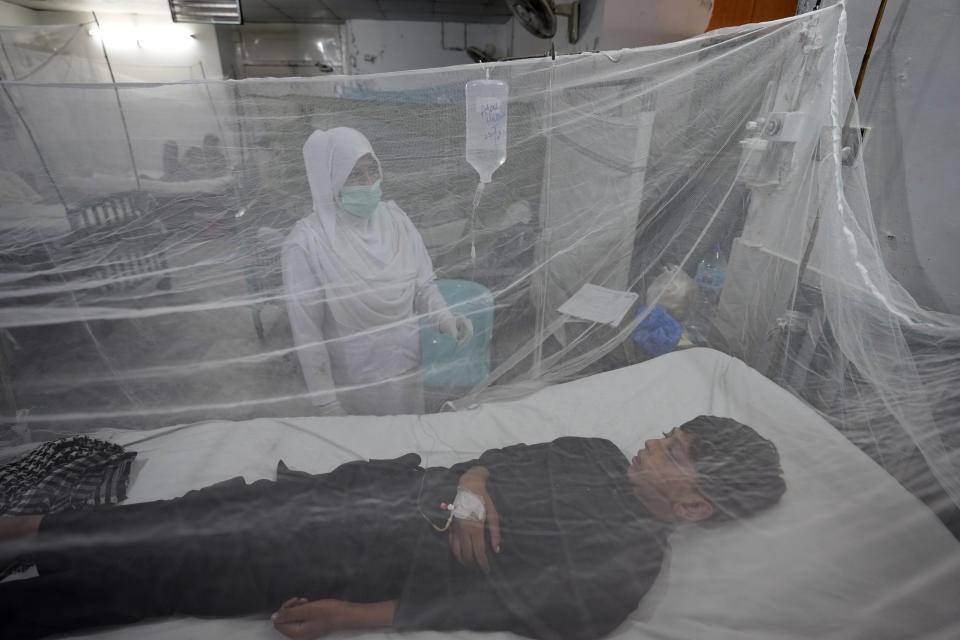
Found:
<box><xmin>465</xmin><ymin>79</ymin><xmax>508</xmax><ymax>183</ymax></box>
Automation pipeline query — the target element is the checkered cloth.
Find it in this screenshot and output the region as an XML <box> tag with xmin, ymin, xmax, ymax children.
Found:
<box><xmin>1</xmin><ymin>436</ymin><xmax>136</xmax><ymax>579</ymax></box>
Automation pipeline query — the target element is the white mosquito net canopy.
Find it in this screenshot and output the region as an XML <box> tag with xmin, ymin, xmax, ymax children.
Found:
<box><xmin>0</xmin><ymin>4</ymin><xmax>958</xmax><ymax>636</ymax></box>
<box><xmin>2</xmin><ymin>4</ymin><xmax>959</xmax><ymax>506</ymax></box>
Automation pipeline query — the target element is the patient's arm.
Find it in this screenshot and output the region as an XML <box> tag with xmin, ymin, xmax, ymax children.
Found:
<box><xmin>271</xmin><ymin>598</ymin><xmax>396</xmax><ymax>639</ymax></box>
<box><xmin>449</xmin><ymin>465</ymin><xmax>502</xmax><ymax>571</ymax></box>
<box><xmin>0</xmin><ymin>514</ymin><xmax>43</xmax><ymax>541</ymax></box>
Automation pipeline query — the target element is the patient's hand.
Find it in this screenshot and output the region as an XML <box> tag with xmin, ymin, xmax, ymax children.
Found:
<box><xmin>272</xmin><ymin>598</ymin><xmax>397</xmax><ymax>638</ymax></box>
<box><xmin>449</xmin><ymin>465</ymin><xmax>502</xmax><ymax>572</ymax></box>
<box><xmin>271</xmin><ymin>598</ymin><xmax>338</xmax><ymax>639</ymax></box>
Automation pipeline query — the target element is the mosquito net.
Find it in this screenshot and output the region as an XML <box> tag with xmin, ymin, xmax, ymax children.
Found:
<box><xmin>0</xmin><ymin>3</ymin><xmax>958</xmax><ymax>638</ymax></box>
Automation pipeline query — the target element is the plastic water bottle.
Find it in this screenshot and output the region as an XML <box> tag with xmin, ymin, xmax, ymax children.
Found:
<box><xmin>685</xmin><ymin>243</ymin><xmax>727</xmax><ymax>344</ymax></box>
<box><xmin>694</xmin><ymin>243</ymin><xmax>727</xmax><ymax>293</ymax></box>
<box><xmin>465</xmin><ymin>79</ymin><xmax>508</xmax><ymax>183</ymax></box>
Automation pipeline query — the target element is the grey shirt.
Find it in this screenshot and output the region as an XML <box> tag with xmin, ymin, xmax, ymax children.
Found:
<box><xmin>397</xmin><ymin>437</ymin><xmax>673</xmax><ymax>640</ymax></box>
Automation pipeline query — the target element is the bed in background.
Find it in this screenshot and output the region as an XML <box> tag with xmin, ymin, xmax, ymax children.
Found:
<box><xmin>11</xmin><ymin>348</ymin><xmax>960</xmax><ymax>640</ymax></box>
<box><xmin>59</xmin><ymin>174</ymin><xmax>235</xmax><ymax>199</ymax></box>
<box><xmin>0</xmin><ymin>202</ymin><xmax>72</xmax><ymax>245</ymax></box>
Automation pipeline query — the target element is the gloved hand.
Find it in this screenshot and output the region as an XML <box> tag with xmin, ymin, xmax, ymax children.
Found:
<box><xmin>438</xmin><ymin>315</ymin><xmax>474</xmax><ymax>346</ymax></box>
<box><xmin>317</xmin><ymin>399</ymin><xmax>348</xmax><ymax>417</ymax></box>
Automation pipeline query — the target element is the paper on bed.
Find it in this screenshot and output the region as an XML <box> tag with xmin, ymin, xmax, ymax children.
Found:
<box><xmin>557</xmin><ymin>283</ymin><xmax>639</xmax><ymax>327</ymax></box>
<box><xmin>53</xmin><ymin>349</ymin><xmax>960</xmax><ymax>640</ymax></box>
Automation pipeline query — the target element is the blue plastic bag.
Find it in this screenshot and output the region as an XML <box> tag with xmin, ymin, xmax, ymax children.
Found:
<box><xmin>631</xmin><ymin>305</ymin><xmax>683</xmax><ymax>356</ymax></box>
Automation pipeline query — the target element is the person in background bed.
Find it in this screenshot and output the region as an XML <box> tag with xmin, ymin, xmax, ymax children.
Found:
<box><xmin>161</xmin><ymin>140</ymin><xmax>179</xmax><ymax>181</ymax></box>
<box><xmin>177</xmin><ymin>145</ymin><xmax>206</xmax><ymax>180</ymax></box>
<box><xmin>162</xmin><ymin>135</ymin><xmax>229</xmax><ymax>182</ymax></box>
<box><xmin>0</xmin><ymin>415</ymin><xmax>786</xmax><ymax>640</ymax></box>
<box><xmin>201</xmin><ymin>133</ymin><xmax>228</xmax><ymax>178</ymax></box>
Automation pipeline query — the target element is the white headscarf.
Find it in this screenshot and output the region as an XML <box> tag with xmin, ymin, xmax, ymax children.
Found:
<box><xmin>292</xmin><ymin>127</ymin><xmax>421</xmax><ymax>330</ymax></box>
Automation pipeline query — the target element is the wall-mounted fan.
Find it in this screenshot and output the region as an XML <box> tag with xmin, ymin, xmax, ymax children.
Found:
<box><xmin>505</xmin><ymin>0</ymin><xmax>582</xmax><ymax>44</ymax></box>
<box><xmin>466</xmin><ymin>46</ymin><xmax>498</xmax><ymax>64</ymax></box>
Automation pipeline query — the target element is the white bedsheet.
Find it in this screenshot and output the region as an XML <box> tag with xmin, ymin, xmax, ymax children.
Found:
<box><xmin>0</xmin><ymin>202</ymin><xmax>71</xmax><ymax>242</ymax></box>
<box><xmin>60</xmin><ymin>173</ymin><xmax>234</xmax><ymax>198</ymax></box>
<box><xmin>42</xmin><ymin>349</ymin><xmax>960</xmax><ymax>639</ymax></box>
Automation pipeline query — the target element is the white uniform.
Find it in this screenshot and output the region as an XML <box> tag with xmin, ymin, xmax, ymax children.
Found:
<box><xmin>282</xmin><ymin>127</ymin><xmax>455</xmax><ymax>415</ymax></box>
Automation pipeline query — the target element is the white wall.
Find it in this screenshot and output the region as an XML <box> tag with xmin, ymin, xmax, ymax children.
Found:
<box><xmin>0</xmin><ymin>0</ymin><xmax>91</xmax><ymax>26</ymax></box>
<box><xmin>510</xmin><ymin>0</ymin><xmax>712</xmax><ymax>58</ymax></box>
<box><xmin>598</xmin><ymin>0</ymin><xmax>711</xmax><ymax>49</ymax></box>
<box><xmin>0</xmin><ymin>0</ymin><xmax>37</xmax><ymax>26</ymax></box>
<box><xmin>846</xmin><ymin>0</ymin><xmax>960</xmax><ymax>313</ymax></box>
<box><xmin>341</xmin><ymin>1</ymin><xmax>713</xmax><ymax>75</ymax></box>
<box><xmin>345</xmin><ymin>19</ymin><xmax>510</xmax><ymax>74</ymax></box>
<box><xmin>219</xmin><ymin>22</ymin><xmax>344</xmax><ymax>79</ymax></box>
<box><xmin>0</xmin><ymin>4</ymin><xmax>222</xmax><ymax>82</ymax></box>
<box><xmin>88</xmin><ymin>13</ymin><xmax>222</xmax><ymax>81</ymax></box>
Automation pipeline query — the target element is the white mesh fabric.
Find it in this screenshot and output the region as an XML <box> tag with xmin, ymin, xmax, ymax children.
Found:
<box><xmin>0</xmin><ymin>3</ymin><xmax>958</xmax><ymax>522</ymax></box>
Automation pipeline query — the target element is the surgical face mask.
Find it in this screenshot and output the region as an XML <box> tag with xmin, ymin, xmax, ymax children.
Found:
<box><xmin>338</xmin><ymin>181</ymin><xmax>382</xmax><ymax>218</ymax></box>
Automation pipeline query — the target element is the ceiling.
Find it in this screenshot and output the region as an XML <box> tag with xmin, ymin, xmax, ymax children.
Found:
<box><xmin>8</xmin><ymin>0</ymin><xmax>515</xmax><ymax>23</ymax></box>
<box><xmin>9</xmin><ymin>0</ymin><xmax>171</xmax><ymax>15</ymax></box>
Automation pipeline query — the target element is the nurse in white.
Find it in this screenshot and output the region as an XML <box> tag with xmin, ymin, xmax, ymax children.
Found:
<box><xmin>283</xmin><ymin>128</ymin><xmax>472</xmax><ymax>416</ymax></box>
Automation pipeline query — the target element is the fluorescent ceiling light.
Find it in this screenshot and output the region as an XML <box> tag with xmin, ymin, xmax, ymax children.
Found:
<box><xmin>169</xmin><ymin>0</ymin><xmax>242</xmax><ymax>25</ymax></box>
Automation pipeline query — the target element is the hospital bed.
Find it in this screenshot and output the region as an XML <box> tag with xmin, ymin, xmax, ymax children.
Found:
<box><xmin>0</xmin><ymin>202</ymin><xmax>72</xmax><ymax>245</ymax></box>
<box><xmin>59</xmin><ymin>174</ymin><xmax>235</xmax><ymax>199</ymax></box>
<box><xmin>0</xmin><ymin>192</ymin><xmax>171</xmax><ymax>303</ymax></box>
<box><xmin>12</xmin><ymin>348</ymin><xmax>960</xmax><ymax>639</ymax></box>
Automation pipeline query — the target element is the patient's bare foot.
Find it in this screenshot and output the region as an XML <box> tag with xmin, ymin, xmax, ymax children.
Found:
<box><xmin>0</xmin><ymin>515</ymin><xmax>43</xmax><ymax>541</ymax></box>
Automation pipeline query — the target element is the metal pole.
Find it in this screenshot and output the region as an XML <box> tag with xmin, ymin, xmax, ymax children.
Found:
<box><xmin>854</xmin><ymin>0</ymin><xmax>889</xmax><ymax>100</ymax></box>
<box><xmin>0</xmin><ymin>34</ymin><xmax>68</xmax><ymax>210</ymax></box>
<box><xmin>0</xmin><ymin>84</ymin><xmax>68</xmax><ymax>211</ymax></box>
<box><xmin>532</xmin><ymin>54</ymin><xmax>556</xmax><ymax>378</ymax></box>
<box><xmin>92</xmin><ymin>12</ymin><xmax>142</xmax><ymax>191</ymax></box>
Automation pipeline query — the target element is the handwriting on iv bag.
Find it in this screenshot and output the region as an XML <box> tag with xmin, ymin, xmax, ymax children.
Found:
<box><xmin>477</xmin><ymin>100</ymin><xmax>506</xmax><ymax>144</ymax></box>
<box><xmin>483</xmin><ymin>128</ymin><xmax>505</xmax><ymax>143</ymax></box>
<box><xmin>479</xmin><ymin>102</ymin><xmax>505</xmax><ymax>121</ymax></box>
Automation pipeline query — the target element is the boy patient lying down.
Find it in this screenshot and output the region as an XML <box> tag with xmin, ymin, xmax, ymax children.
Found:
<box><xmin>0</xmin><ymin>415</ymin><xmax>785</xmax><ymax>640</ymax></box>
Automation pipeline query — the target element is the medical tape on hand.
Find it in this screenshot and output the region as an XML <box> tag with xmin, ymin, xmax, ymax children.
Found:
<box><xmin>452</xmin><ymin>486</ymin><xmax>486</xmax><ymax>521</ymax></box>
